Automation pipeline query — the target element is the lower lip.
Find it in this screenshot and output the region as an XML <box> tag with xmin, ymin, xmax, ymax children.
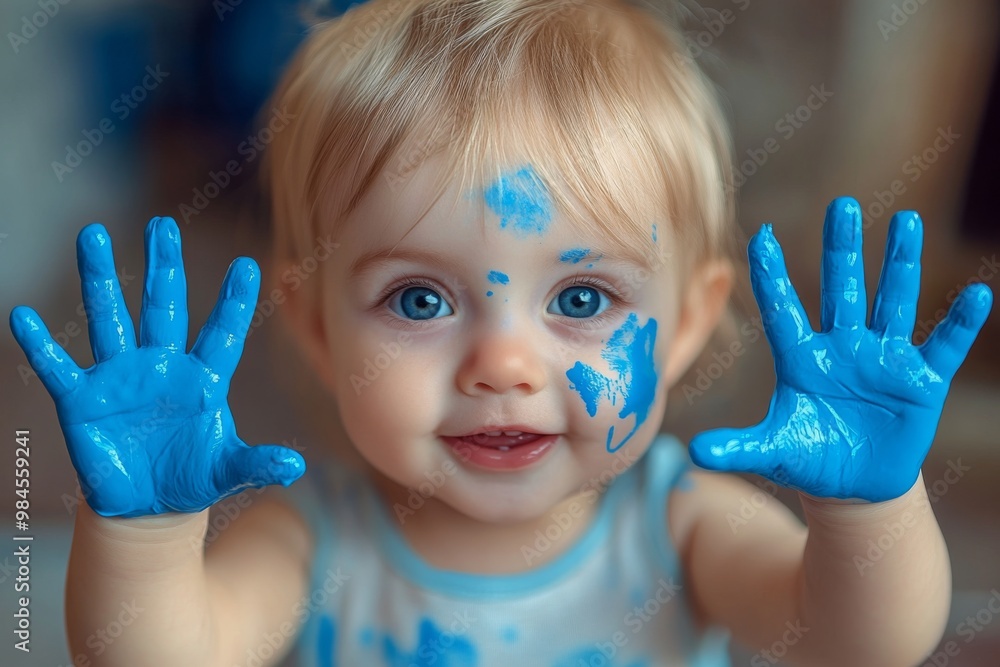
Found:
<box><xmin>441</xmin><ymin>434</ymin><xmax>558</xmax><ymax>471</ymax></box>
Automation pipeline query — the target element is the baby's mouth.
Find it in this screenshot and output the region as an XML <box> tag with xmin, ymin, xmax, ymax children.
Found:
<box><xmin>453</xmin><ymin>431</ymin><xmax>546</xmax><ymax>450</ymax></box>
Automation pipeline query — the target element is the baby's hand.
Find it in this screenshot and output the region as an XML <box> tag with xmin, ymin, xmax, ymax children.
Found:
<box><xmin>9</xmin><ymin>218</ymin><xmax>305</xmax><ymax>517</ymax></box>
<box><xmin>690</xmin><ymin>197</ymin><xmax>992</xmax><ymax>502</ymax></box>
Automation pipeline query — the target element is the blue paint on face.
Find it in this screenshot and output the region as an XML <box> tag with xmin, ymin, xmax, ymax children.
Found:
<box><xmin>483</xmin><ymin>165</ymin><xmax>553</xmax><ymax>237</ymax></box>
<box><xmin>565</xmin><ymin>313</ymin><xmax>658</xmax><ymax>452</ymax></box>
<box><xmin>317</xmin><ymin>614</ymin><xmax>336</xmax><ymax>667</ymax></box>
<box><xmin>382</xmin><ymin>617</ymin><xmax>477</xmax><ymax>667</ymax></box>
<box><xmin>560</xmin><ymin>248</ymin><xmax>590</xmax><ymax>263</ymax></box>
<box><xmin>487</xmin><ymin>270</ymin><xmax>509</xmax><ymax>285</ymax></box>
<box><xmin>651</xmin><ymin>224</ymin><xmax>658</xmax><ymax>242</ymax></box>
<box><xmin>486</xmin><ymin>290</ymin><xmax>494</xmax><ymax>297</ymax></box>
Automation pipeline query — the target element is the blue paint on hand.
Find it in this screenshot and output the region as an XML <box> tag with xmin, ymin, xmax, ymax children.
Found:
<box><xmin>8</xmin><ymin>217</ymin><xmax>306</xmax><ymax>517</ymax></box>
<box><xmin>566</xmin><ymin>313</ymin><xmax>658</xmax><ymax>453</ymax></box>
<box><xmin>382</xmin><ymin>617</ymin><xmax>477</xmax><ymax>666</ymax></box>
<box><xmin>487</xmin><ymin>270</ymin><xmax>509</xmax><ymax>285</ymax></box>
<box><xmin>560</xmin><ymin>248</ymin><xmax>590</xmax><ymax>264</ymax></box>
<box><xmin>690</xmin><ymin>197</ymin><xmax>993</xmax><ymax>501</ymax></box>
<box><xmin>483</xmin><ymin>165</ymin><xmax>553</xmax><ymax>237</ymax></box>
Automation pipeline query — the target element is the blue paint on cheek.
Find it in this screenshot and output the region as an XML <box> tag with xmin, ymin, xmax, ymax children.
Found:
<box><xmin>565</xmin><ymin>313</ymin><xmax>658</xmax><ymax>452</ymax></box>
<box><xmin>651</xmin><ymin>224</ymin><xmax>658</xmax><ymax>242</ymax></box>
<box><xmin>487</xmin><ymin>270</ymin><xmax>509</xmax><ymax>285</ymax></box>
<box><xmin>486</xmin><ymin>290</ymin><xmax>494</xmax><ymax>297</ymax></box>
<box><xmin>560</xmin><ymin>248</ymin><xmax>590</xmax><ymax>263</ymax></box>
<box><xmin>382</xmin><ymin>617</ymin><xmax>477</xmax><ymax>667</ymax></box>
<box><xmin>483</xmin><ymin>165</ymin><xmax>553</xmax><ymax>237</ymax></box>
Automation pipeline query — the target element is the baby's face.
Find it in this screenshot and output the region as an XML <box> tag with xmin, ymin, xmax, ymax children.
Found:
<box><xmin>314</xmin><ymin>154</ymin><xmax>686</xmax><ymax>523</ymax></box>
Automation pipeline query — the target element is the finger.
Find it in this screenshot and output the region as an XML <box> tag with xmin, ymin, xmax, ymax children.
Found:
<box><xmin>689</xmin><ymin>423</ymin><xmax>777</xmax><ymax>477</ymax></box>
<box><xmin>920</xmin><ymin>283</ymin><xmax>992</xmax><ymax>379</ymax></box>
<box><xmin>870</xmin><ymin>211</ymin><xmax>922</xmax><ymax>339</ymax></box>
<box><xmin>190</xmin><ymin>257</ymin><xmax>261</xmax><ymax>379</ymax></box>
<box><xmin>9</xmin><ymin>305</ymin><xmax>84</xmax><ymax>398</ymax></box>
<box><xmin>140</xmin><ymin>217</ymin><xmax>189</xmax><ymax>350</ymax></box>
<box><xmin>215</xmin><ymin>444</ymin><xmax>306</xmax><ymax>493</ymax></box>
<box><xmin>820</xmin><ymin>197</ymin><xmax>867</xmax><ymax>332</ymax></box>
<box><xmin>77</xmin><ymin>223</ymin><xmax>137</xmax><ymax>363</ymax></box>
<box><xmin>748</xmin><ymin>223</ymin><xmax>814</xmax><ymax>355</ymax></box>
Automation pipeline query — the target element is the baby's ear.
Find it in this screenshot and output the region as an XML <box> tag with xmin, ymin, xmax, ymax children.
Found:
<box><xmin>661</xmin><ymin>259</ymin><xmax>734</xmax><ymax>388</ymax></box>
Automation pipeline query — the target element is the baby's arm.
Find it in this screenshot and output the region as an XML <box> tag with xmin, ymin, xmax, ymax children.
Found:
<box><xmin>9</xmin><ymin>217</ymin><xmax>309</xmax><ymax>665</ymax></box>
<box><xmin>64</xmin><ymin>495</ymin><xmax>312</xmax><ymax>666</ymax></box>
<box><xmin>670</xmin><ymin>469</ymin><xmax>948</xmax><ymax>666</ymax></box>
<box><xmin>677</xmin><ymin>198</ymin><xmax>991</xmax><ymax>665</ymax></box>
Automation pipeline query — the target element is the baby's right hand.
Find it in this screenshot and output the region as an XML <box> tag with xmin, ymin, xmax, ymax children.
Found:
<box><xmin>9</xmin><ymin>217</ymin><xmax>305</xmax><ymax>518</ymax></box>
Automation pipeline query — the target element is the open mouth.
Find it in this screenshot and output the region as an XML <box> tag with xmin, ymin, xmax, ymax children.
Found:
<box><xmin>451</xmin><ymin>430</ymin><xmax>547</xmax><ymax>450</ymax></box>
<box><xmin>440</xmin><ymin>430</ymin><xmax>558</xmax><ymax>470</ymax></box>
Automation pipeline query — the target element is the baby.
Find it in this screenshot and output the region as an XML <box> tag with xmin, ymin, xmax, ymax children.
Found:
<box><xmin>9</xmin><ymin>1</ymin><xmax>994</xmax><ymax>665</ymax></box>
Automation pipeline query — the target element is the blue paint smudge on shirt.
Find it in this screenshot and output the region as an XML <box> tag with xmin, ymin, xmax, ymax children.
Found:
<box><xmin>359</xmin><ymin>626</ymin><xmax>375</xmax><ymax>647</ymax></box>
<box><xmin>487</xmin><ymin>271</ymin><xmax>509</xmax><ymax>285</ymax></box>
<box><xmin>565</xmin><ymin>313</ymin><xmax>658</xmax><ymax>452</ymax></box>
<box><xmin>553</xmin><ymin>648</ymin><xmax>650</xmax><ymax>667</ymax></box>
<box><xmin>317</xmin><ymin>614</ymin><xmax>336</xmax><ymax>667</ymax></box>
<box><xmin>500</xmin><ymin>625</ymin><xmax>519</xmax><ymax>643</ymax></box>
<box><xmin>560</xmin><ymin>248</ymin><xmax>590</xmax><ymax>264</ymax></box>
<box><xmin>382</xmin><ymin>617</ymin><xmax>477</xmax><ymax>667</ymax></box>
<box><xmin>483</xmin><ymin>165</ymin><xmax>553</xmax><ymax>237</ymax></box>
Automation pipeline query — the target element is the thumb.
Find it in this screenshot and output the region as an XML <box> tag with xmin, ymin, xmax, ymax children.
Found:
<box><xmin>216</xmin><ymin>443</ymin><xmax>306</xmax><ymax>494</ymax></box>
<box><xmin>689</xmin><ymin>424</ymin><xmax>775</xmax><ymax>477</ymax></box>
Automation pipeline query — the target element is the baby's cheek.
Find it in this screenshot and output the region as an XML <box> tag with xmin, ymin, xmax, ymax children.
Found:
<box><xmin>564</xmin><ymin>313</ymin><xmax>661</xmax><ymax>453</ymax></box>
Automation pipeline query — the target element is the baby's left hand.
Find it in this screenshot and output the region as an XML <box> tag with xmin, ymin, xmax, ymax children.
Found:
<box><xmin>690</xmin><ymin>197</ymin><xmax>993</xmax><ymax>502</ymax></box>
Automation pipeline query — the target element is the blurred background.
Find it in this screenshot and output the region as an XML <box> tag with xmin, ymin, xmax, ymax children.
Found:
<box><xmin>0</xmin><ymin>0</ymin><xmax>997</xmax><ymax>664</ymax></box>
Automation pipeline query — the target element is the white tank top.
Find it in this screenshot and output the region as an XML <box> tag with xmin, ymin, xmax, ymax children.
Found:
<box><xmin>273</xmin><ymin>433</ymin><xmax>732</xmax><ymax>666</ymax></box>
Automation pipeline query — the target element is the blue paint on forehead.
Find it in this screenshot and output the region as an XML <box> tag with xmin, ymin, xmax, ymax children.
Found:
<box><xmin>483</xmin><ymin>165</ymin><xmax>553</xmax><ymax>237</ymax></box>
<box><xmin>487</xmin><ymin>270</ymin><xmax>509</xmax><ymax>285</ymax></box>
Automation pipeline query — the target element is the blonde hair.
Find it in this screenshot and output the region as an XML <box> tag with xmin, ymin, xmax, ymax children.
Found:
<box><xmin>262</xmin><ymin>0</ymin><xmax>737</xmax><ymax>312</ymax></box>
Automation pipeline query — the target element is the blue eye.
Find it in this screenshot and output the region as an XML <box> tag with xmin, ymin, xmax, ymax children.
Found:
<box><xmin>389</xmin><ymin>285</ymin><xmax>454</xmax><ymax>320</ymax></box>
<box><xmin>548</xmin><ymin>285</ymin><xmax>610</xmax><ymax>318</ymax></box>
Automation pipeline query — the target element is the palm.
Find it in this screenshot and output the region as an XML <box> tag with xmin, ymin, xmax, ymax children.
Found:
<box><xmin>10</xmin><ymin>217</ymin><xmax>305</xmax><ymax>517</ymax></box>
<box><xmin>691</xmin><ymin>198</ymin><xmax>992</xmax><ymax>501</ymax></box>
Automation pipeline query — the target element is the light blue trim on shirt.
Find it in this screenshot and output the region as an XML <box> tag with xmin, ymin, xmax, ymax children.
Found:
<box><xmin>369</xmin><ymin>458</ymin><xmax>638</xmax><ymax>600</ymax></box>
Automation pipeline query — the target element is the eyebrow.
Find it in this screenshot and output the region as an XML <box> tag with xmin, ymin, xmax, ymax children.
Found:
<box><xmin>348</xmin><ymin>247</ymin><xmax>457</xmax><ymax>281</ymax></box>
<box><xmin>347</xmin><ymin>245</ymin><xmax>662</xmax><ymax>281</ymax></box>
